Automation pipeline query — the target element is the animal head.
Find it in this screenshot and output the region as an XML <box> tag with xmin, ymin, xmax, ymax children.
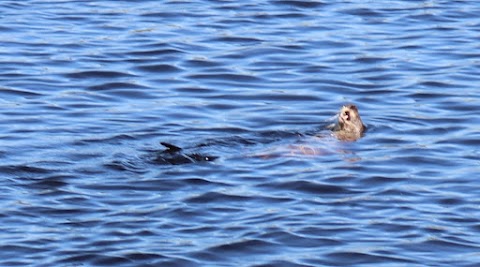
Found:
<box><xmin>336</xmin><ymin>104</ymin><xmax>365</xmax><ymax>140</ymax></box>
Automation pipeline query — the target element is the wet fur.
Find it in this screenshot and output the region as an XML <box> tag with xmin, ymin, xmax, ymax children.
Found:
<box><xmin>333</xmin><ymin>104</ymin><xmax>366</xmax><ymax>141</ymax></box>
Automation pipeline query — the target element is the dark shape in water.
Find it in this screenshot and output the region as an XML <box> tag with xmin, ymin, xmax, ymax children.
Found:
<box><xmin>154</xmin><ymin>142</ymin><xmax>217</xmax><ymax>165</ymax></box>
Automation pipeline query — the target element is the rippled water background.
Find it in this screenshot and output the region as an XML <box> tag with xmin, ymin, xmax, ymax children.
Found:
<box><xmin>2</xmin><ymin>1</ymin><xmax>480</xmax><ymax>266</ymax></box>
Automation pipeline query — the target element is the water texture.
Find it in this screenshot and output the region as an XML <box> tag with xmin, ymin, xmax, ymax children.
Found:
<box><xmin>1</xmin><ymin>0</ymin><xmax>480</xmax><ymax>266</ymax></box>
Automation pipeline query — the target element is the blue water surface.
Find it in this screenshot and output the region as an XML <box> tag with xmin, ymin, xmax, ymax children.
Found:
<box><xmin>1</xmin><ymin>0</ymin><xmax>480</xmax><ymax>266</ymax></box>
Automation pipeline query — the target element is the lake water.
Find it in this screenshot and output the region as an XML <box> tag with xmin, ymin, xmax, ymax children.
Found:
<box><xmin>1</xmin><ymin>1</ymin><xmax>480</xmax><ymax>266</ymax></box>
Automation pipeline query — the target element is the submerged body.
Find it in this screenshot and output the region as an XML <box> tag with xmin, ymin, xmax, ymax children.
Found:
<box><xmin>257</xmin><ymin>104</ymin><xmax>366</xmax><ymax>159</ymax></box>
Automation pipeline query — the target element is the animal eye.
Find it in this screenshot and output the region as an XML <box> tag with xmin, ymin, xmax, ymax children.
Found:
<box><xmin>345</xmin><ymin>111</ymin><xmax>350</xmax><ymax>116</ymax></box>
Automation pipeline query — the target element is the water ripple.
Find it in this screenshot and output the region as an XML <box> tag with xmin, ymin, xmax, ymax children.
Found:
<box><xmin>1</xmin><ymin>0</ymin><xmax>480</xmax><ymax>266</ymax></box>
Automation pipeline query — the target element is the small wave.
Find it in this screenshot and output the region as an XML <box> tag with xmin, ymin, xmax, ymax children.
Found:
<box><xmin>274</xmin><ymin>0</ymin><xmax>325</xmax><ymax>9</ymax></box>
<box><xmin>64</xmin><ymin>70</ymin><xmax>136</xmax><ymax>79</ymax></box>
<box><xmin>260</xmin><ymin>180</ymin><xmax>356</xmax><ymax>195</ymax></box>
<box><xmin>135</xmin><ymin>64</ymin><xmax>183</xmax><ymax>73</ymax></box>
<box><xmin>0</xmin><ymin>87</ymin><xmax>43</xmax><ymax>97</ymax></box>
<box><xmin>87</xmin><ymin>82</ymin><xmax>149</xmax><ymax>91</ymax></box>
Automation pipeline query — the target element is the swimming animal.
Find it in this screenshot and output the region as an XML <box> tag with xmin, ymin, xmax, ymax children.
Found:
<box><xmin>155</xmin><ymin>104</ymin><xmax>366</xmax><ymax>164</ymax></box>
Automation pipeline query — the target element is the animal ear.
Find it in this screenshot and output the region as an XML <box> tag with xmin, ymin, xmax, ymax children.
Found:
<box><xmin>348</xmin><ymin>105</ymin><xmax>358</xmax><ymax>111</ymax></box>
